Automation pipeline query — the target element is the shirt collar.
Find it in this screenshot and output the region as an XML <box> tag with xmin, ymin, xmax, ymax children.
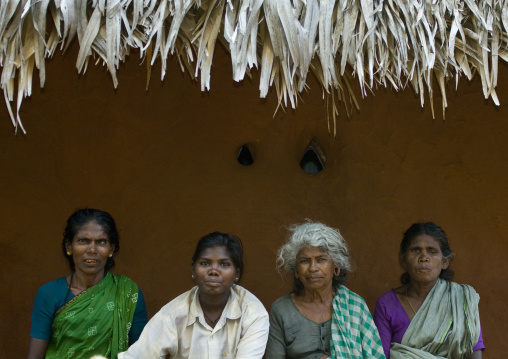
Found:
<box><xmin>187</xmin><ymin>285</ymin><xmax>242</xmax><ymax>327</ymax></box>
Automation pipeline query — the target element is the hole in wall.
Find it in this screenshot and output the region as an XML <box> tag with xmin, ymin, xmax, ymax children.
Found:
<box><xmin>300</xmin><ymin>139</ymin><xmax>326</xmax><ymax>174</ymax></box>
<box><xmin>237</xmin><ymin>144</ymin><xmax>254</xmax><ymax>166</ymax></box>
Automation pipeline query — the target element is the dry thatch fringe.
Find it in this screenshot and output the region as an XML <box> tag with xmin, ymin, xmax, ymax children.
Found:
<box><xmin>1</xmin><ymin>0</ymin><xmax>508</xmax><ymax>134</ymax></box>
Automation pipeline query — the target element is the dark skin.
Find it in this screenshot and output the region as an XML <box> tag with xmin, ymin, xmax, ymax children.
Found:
<box><xmin>396</xmin><ymin>234</ymin><xmax>481</xmax><ymax>359</ymax></box>
<box><xmin>291</xmin><ymin>247</ymin><xmax>339</xmax><ymax>359</ymax></box>
<box><xmin>191</xmin><ymin>246</ymin><xmax>240</xmax><ymax>329</ymax></box>
<box><xmin>27</xmin><ymin>221</ymin><xmax>115</xmax><ymax>359</ymax></box>
<box><xmin>160</xmin><ymin>246</ymin><xmax>241</xmax><ymax>359</ymax></box>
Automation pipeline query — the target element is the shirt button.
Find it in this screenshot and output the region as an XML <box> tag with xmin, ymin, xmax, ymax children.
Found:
<box><xmin>321</xmin><ymin>323</ymin><xmax>324</xmax><ymax>327</ymax></box>
<box><xmin>322</xmin><ymin>336</ymin><xmax>325</xmax><ymax>340</ymax></box>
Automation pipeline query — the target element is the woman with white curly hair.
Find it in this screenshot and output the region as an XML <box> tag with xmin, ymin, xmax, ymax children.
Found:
<box><xmin>266</xmin><ymin>221</ymin><xmax>385</xmax><ymax>359</ymax></box>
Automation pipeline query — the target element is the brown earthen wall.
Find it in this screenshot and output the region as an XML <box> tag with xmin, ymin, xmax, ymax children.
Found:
<box><xmin>1</xmin><ymin>44</ymin><xmax>507</xmax><ymax>357</ymax></box>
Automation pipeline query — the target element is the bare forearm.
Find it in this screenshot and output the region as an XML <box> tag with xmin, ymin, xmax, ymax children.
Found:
<box><xmin>27</xmin><ymin>337</ymin><xmax>48</xmax><ymax>359</ymax></box>
<box><xmin>469</xmin><ymin>350</ymin><xmax>482</xmax><ymax>359</ymax></box>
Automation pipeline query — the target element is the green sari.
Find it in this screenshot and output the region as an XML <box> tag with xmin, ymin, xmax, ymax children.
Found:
<box><xmin>46</xmin><ymin>273</ymin><xmax>139</xmax><ymax>359</ymax></box>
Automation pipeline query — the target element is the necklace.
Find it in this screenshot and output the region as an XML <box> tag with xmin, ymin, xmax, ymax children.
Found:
<box><xmin>203</xmin><ymin>311</ymin><xmax>220</xmax><ymax>324</ymax></box>
<box><xmin>405</xmin><ymin>286</ymin><xmax>417</xmax><ymax>314</ymax></box>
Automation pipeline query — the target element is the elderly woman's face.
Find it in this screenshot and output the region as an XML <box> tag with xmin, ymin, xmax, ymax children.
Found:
<box><xmin>401</xmin><ymin>234</ymin><xmax>449</xmax><ymax>285</ymax></box>
<box><xmin>295</xmin><ymin>246</ymin><xmax>337</xmax><ymax>292</ymax></box>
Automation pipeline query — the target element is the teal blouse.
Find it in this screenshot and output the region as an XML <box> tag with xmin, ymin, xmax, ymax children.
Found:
<box><xmin>30</xmin><ymin>276</ymin><xmax>147</xmax><ymax>344</ymax></box>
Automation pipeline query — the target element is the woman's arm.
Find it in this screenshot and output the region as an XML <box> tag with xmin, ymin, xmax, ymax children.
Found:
<box><xmin>264</xmin><ymin>306</ymin><xmax>287</xmax><ymax>359</ymax></box>
<box><xmin>129</xmin><ymin>289</ymin><xmax>148</xmax><ymax>345</ymax></box>
<box><xmin>27</xmin><ymin>337</ymin><xmax>48</xmax><ymax>359</ymax></box>
<box><xmin>235</xmin><ymin>307</ymin><xmax>270</xmax><ymax>359</ymax></box>
<box><xmin>28</xmin><ymin>282</ymin><xmax>61</xmax><ymax>359</ymax></box>
<box><xmin>469</xmin><ymin>350</ymin><xmax>482</xmax><ymax>359</ymax></box>
<box><xmin>373</xmin><ymin>298</ymin><xmax>394</xmax><ymax>358</ymax></box>
<box><xmin>118</xmin><ymin>309</ymin><xmax>177</xmax><ymax>359</ymax></box>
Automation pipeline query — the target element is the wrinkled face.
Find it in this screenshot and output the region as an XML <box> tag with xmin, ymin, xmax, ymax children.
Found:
<box><xmin>65</xmin><ymin>221</ymin><xmax>114</xmax><ymax>276</ymax></box>
<box><xmin>192</xmin><ymin>246</ymin><xmax>240</xmax><ymax>298</ymax></box>
<box><xmin>295</xmin><ymin>246</ymin><xmax>338</xmax><ymax>292</ymax></box>
<box><xmin>401</xmin><ymin>234</ymin><xmax>449</xmax><ymax>285</ymax></box>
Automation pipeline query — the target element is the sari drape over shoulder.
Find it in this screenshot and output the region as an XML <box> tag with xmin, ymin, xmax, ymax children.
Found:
<box><xmin>330</xmin><ymin>285</ymin><xmax>386</xmax><ymax>359</ymax></box>
<box><xmin>46</xmin><ymin>273</ymin><xmax>139</xmax><ymax>359</ymax></box>
<box><xmin>390</xmin><ymin>279</ymin><xmax>481</xmax><ymax>359</ymax></box>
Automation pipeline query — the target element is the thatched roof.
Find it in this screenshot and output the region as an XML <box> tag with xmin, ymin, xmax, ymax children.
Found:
<box><xmin>1</xmin><ymin>0</ymin><xmax>507</xmax><ymax>133</ymax></box>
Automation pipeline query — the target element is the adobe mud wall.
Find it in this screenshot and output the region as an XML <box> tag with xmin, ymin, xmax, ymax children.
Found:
<box><xmin>1</xmin><ymin>44</ymin><xmax>506</xmax><ymax>357</ymax></box>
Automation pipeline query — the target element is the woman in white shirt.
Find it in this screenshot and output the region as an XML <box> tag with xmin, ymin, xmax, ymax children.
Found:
<box><xmin>118</xmin><ymin>232</ymin><xmax>269</xmax><ymax>359</ymax></box>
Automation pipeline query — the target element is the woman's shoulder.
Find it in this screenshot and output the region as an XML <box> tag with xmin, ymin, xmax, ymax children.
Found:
<box><xmin>36</xmin><ymin>276</ymin><xmax>68</xmax><ymax>295</ymax></box>
<box><xmin>269</xmin><ymin>293</ymin><xmax>295</xmax><ymax>316</ymax></box>
<box><xmin>108</xmin><ymin>272</ymin><xmax>141</xmax><ymax>292</ymax></box>
<box><xmin>154</xmin><ymin>287</ymin><xmax>198</xmax><ymax>318</ymax></box>
<box><xmin>109</xmin><ymin>273</ymin><xmax>139</xmax><ymax>286</ymax></box>
<box><xmin>446</xmin><ymin>280</ymin><xmax>476</xmax><ymax>290</ymax></box>
<box><xmin>270</xmin><ymin>293</ymin><xmax>292</xmax><ymax>308</ymax></box>
<box><xmin>444</xmin><ymin>280</ymin><xmax>479</xmax><ymax>298</ymax></box>
<box><xmin>376</xmin><ymin>288</ymin><xmax>399</xmax><ymax>307</ymax></box>
<box><xmin>335</xmin><ymin>286</ymin><xmax>374</xmax><ymax>313</ymax></box>
<box><xmin>232</xmin><ymin>285</ymin><xmax>268</xmax><ymax>312</ymax></box>
<box><xmin>33</xmin><ymin>277</ymin><xmax>70</xmax><ymax>313</ymax></box>
<box><xmin>337</xmin><ymin>285</ymin><xmax>366</xmax><ymax>300</ymax></box>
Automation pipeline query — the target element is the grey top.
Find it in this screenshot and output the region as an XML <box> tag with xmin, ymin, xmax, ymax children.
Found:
<box><xmin>266</xmin><ymin>294</ymin><xmax>331</xmax><ymax>359</ymax></box>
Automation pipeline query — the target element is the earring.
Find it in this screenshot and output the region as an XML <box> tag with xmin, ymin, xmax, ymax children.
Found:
<box><xmin>191</xmin><ymin>275</ymin><xmax>195</xmax><ymax>279</ymax></box>
<box><xmin>66</xmin><ymin>252</ymin><xmax>71</xmax><ymax>256</ymax></box>
<box><xmin>108</xmin><ymin>254</ymin><xmax>113</xmax><ymax>258</ymax></box>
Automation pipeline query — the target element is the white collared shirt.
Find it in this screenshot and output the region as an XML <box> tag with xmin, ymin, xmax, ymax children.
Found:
<box><xmin>118</xmin><ymin>285</ymin><xmax>269</xmax><ymax>359</ymax></box>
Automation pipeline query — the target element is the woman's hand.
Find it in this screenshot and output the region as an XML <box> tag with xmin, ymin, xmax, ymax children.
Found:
<box><xmin>469</xmin><ymin>350</ymin><xmax>482</xmax><ymax>359</ymax></box>
<box><xmin>27</xmin><ymin>337</ymin><xmax>48</xmax><ymax>359</ymax></box>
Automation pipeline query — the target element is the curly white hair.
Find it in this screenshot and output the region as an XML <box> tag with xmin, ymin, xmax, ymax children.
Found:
<box><xmin>276</xmin><ymin>221</ymin><xmax>352</xmax><ymax>274</ymax></box>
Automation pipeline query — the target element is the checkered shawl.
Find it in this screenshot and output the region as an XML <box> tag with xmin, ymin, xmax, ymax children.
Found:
<box><xmin>330</xmin><ymin>286</ymin><xmax>386</xmax><ymax>359</ymax></box>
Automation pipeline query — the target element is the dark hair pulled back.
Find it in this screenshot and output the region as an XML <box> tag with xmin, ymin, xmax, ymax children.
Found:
<box><xmin>62</xmin><ymin>208</ymin><xmax>120</xmax><ymax>272</ymax></box>
<box><xmin>191</xmin><ymin>232</ymin><xmax>244</xmax><ymax>281</ymax></box>
<box><xmin>399</xmin><ymin>222</ymin><xmax>454</xmax><ymax>285</ymax></box>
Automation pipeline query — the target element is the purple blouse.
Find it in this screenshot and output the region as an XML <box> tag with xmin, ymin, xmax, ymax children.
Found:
<box><xmin>373</xmin><ymin>289</ymin><xmax>485</xmax><ymax>358</ymax></box>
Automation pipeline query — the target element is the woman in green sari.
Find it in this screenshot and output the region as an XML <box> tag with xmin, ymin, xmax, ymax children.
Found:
<box><xmin>27</xmin><ymin>208</ymin><xmax>147</xmax><ymax>359</ymax></box>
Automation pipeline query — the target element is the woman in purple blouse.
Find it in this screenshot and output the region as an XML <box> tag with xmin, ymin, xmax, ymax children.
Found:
<box><xmin>373</xmin><ymin>222</ymin><xmax>484</xmax><ymax>359</ymax></box>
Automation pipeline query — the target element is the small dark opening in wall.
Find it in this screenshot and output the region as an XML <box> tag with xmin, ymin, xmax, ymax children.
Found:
<box><xmin>237</xmin><ymin>144</ymin><xmax>254</xmax><ymax>166</ymax></box>
<box><xmin>300</xmin><ymin>139</ymin><xmax>325</xmax><ymax>174</ymax></box>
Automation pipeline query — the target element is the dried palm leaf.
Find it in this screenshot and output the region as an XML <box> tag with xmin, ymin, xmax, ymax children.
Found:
<box><xmin>1</xmin><ymin>0</ymin><xmax>508</xmax><ymax>133</ymax></box>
